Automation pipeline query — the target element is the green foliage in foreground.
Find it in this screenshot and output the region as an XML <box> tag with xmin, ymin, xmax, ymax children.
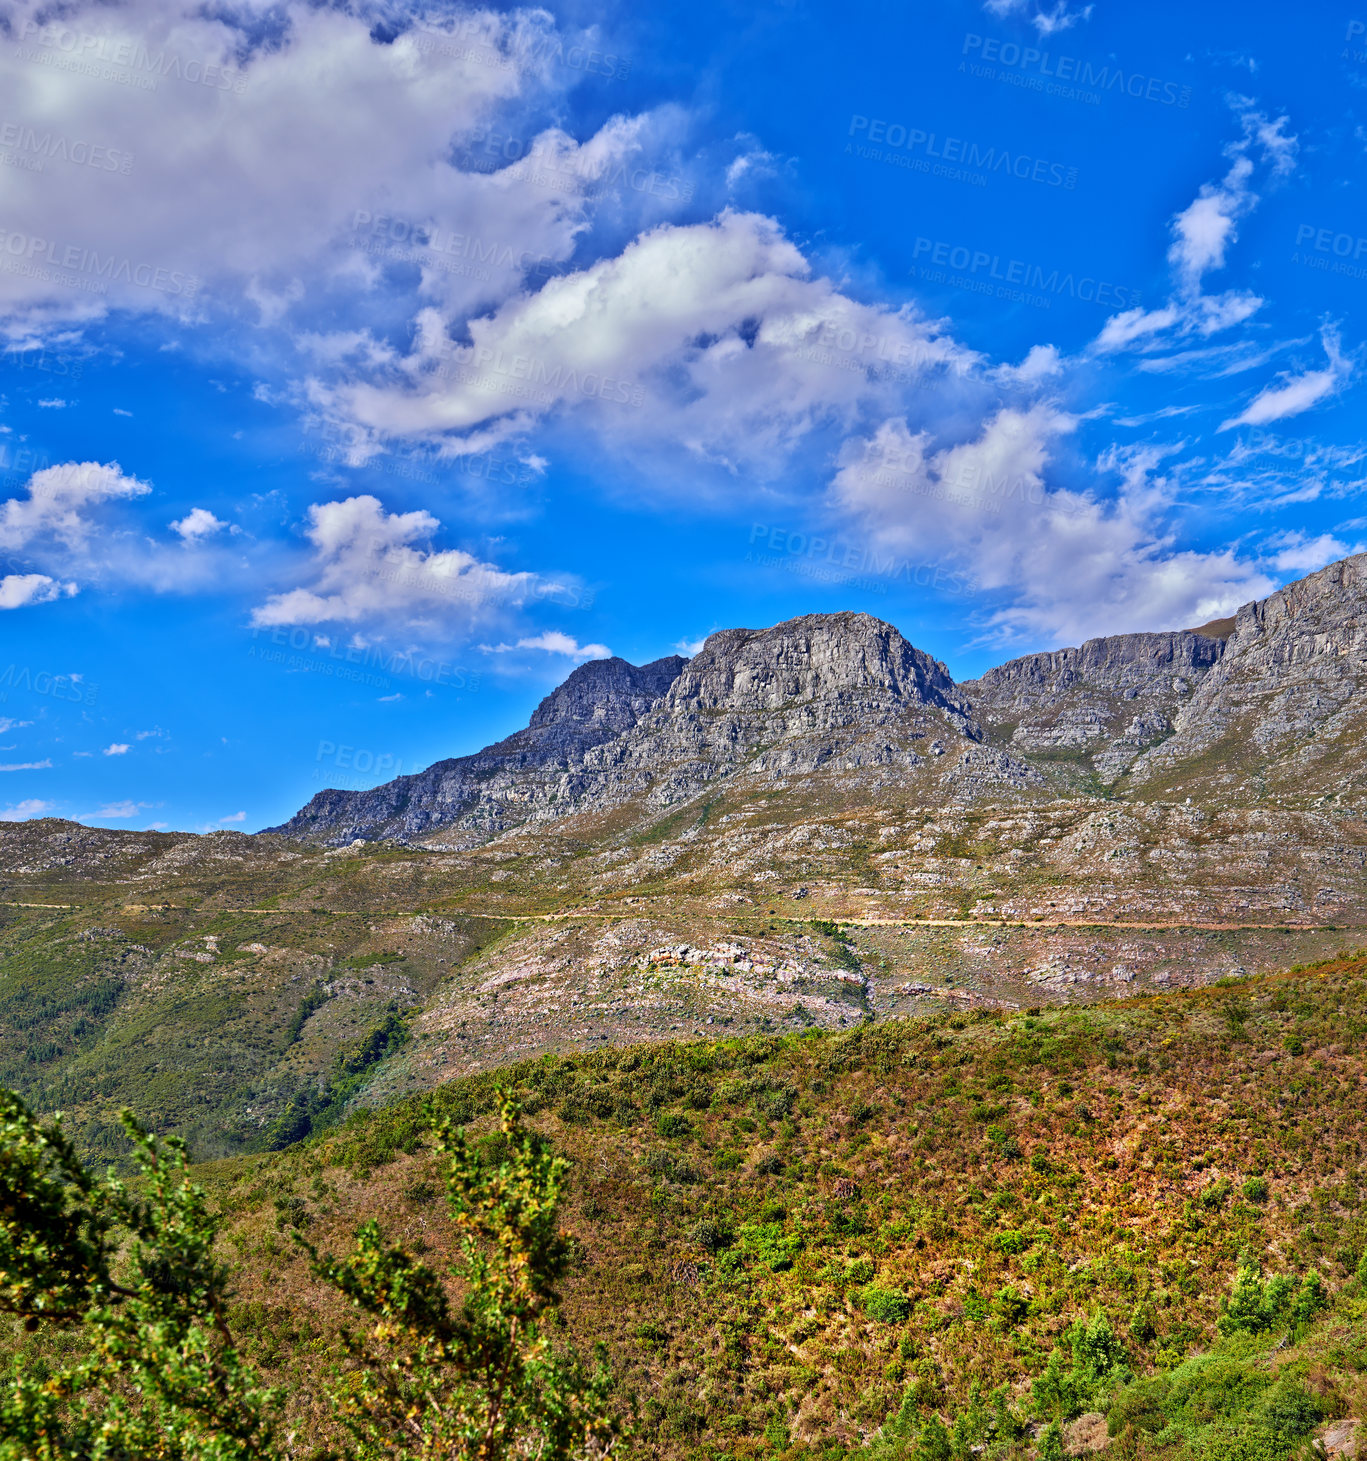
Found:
<box><xmin>0</xmin><ymin>1089</ymin><xmax>615</xmax><ymax>1461</ymax></box>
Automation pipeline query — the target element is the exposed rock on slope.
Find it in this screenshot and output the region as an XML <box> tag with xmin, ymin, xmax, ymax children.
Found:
<box><xmin>560</xmin><ymin>613</ymin><xmax>992</xmax><ymax>810</ymax></box>
<box><xmin>269</xmin><ymin>553</ymin><xmax>1367</xmax><ymax>847</ymax></box>
<box><xmin>267</xmin><ymin>654</ymin><xmax>686</xmax><ymax>846</ymax></box>
<box><xmin>961</xmin><ymin>630</ymin><xmax>1227</xmax><ymax>782</ymax></box>
<box><xmin>1129</xmin><ymin>552</ymin><xmax>1367</xmax><ymax>800</ymax></box>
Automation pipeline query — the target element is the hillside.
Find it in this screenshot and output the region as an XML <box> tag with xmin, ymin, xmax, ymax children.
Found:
<box><xmin>1</xmin><ymin>552</ymin><xmax>1365</xmax><ymax>1162</ymax></box>
<box><xmin>9</xmin><ymin>956</ymin><xmax>1363</xmax><ymax>1458</ymax></box>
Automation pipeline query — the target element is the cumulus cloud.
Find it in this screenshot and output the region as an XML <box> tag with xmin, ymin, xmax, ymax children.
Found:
<box><xmin>333</xmin><ymin>210</ymin><xmax>973</xmax><ymax>474</ymax></box>
<box><xmin>0</xmin><ymin>799</ymin><xmax>54</xmax><ymax>820</ymax></box>
<box><xmin>103</xmin><ymin>743</ymin><xmax>130</xmax><ymax>756</ymax></box>
<box><xmin>484</xmin><ymin>631</ymin><xmax>612</xmax><ymax>659</ymax></box>
<box><xmin>1263</xmin><ymin>529</ymin><xmax>1365</xmax><ymax>574</ymax></box>
<box><xmin>0</xmin><ymin>573</ymin><xmax>77</xmax><ymax>608</ymax></box>
<box><xmin>833</xmin><ymin>410</ymin><xmax>1277</xmax><ymax>644</ymax></box>
<box><xmin>170</xmin><ymin>507</ymin><xmax>228</xmax><ymax>540</ymax></box>
<box><xmin>251</xmin><ymin>494</ymin><xmax>538</xmax><ymax>632</ymax></box>
<box><xmin>1220</xmin><ymin>327</ymin><xmax>1353</xmax><ymax>429</ymax></box>
<box><xmin>0</xmin><ymin>462</ymin><xmax>150</xmax><ymax>552</ymax></box>
<box><xmin>218</xmin><ymin>810</ymin><xmax>247</xmax><ymax>823</ymax></box>
<box><xmin>0</xmin><ymin>759</ymin><xmax>52</xmax><ymax>770</ymax></box>
<box><xmin>0</xmin><ymin>1</ymin><xmax>584</xmax><ymax>328</ymax></box>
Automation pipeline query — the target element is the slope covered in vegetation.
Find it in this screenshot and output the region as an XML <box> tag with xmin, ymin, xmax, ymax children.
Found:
<box><xmin>9</xmin><ymin>955</ymin><xmax>1367</xmax><ymax>1457</ymax></box>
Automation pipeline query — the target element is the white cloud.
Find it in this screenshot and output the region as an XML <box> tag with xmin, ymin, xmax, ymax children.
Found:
<box><xmin>251</xmin><ymin>494</ymin><xmax>538</xmax><ymax>632</ymax></box>
<box><xmin>218</xmin><ymin>810</ymin><xmax>247</xmax><ymax>823</ymax></box>
<box><xmin>833</xmin><ymin>410</ymin><xmax>1277</xmax><ymax>644</ymax></box>
<box><xmin>0</xmin><ymin>759</ymin><xmax>53</xmax><ymax>771</ymax></box>
<box><xmin>82</xmin><ymin>801</ymin><xmax>146</xmax><ymax>820</ymax></box>
<box><xmin>333</xmin><ymin>210</ymin><xmax>974</xmax><ymax>475</ymax></box>
<box><xmin>0</xmin><ymin>799</ymin><xmax>55</xmax><ymax>820</ymax></box>
<box><xmin>674</xmin><ymin>636</ymin><xmax>707</xmax><ymax>655</ymax></box>
<box><xmin>170</xmin><ymin>507</ymin><xmax>228</xmax><ymax>540</ymax></box>
<box><xmin>1094</xmin><ymin>105</ymin><xmax>1296</xmax><ymax>357</ymax></box>
<box><xmin>484</xmin><ymin>631</ymin><xmax>612</xmax><ymax>659</ymax></box>
<box><xmin>0</xmin><ymin>573</ymin><xmax>77</xmax><ymax>609</ymax></box>
<box><xmin>1263</xmin><ymin>529</ymin><xmax>1364</xmax><ymax>574</ymax></box>
<box><xmin>0</xmin><ymin>720</ymin><xmax>33</xmax><ymax>733</ymax></box>
<box><xmin>103</xmin><ymin>743</ymin><xmax>130</xmax><ymax>756</ymax></box>
<box><xmin>0</xmin><ymin>461</ymin><xmax>150</xmax><ymax>552</ymax></box>
<box><xmin>983</xmin><ymin>0</ymin><xmax>1093</xmax><ymax>33</ymax></box>
<box><xmin>1220</xmin><ymin>327</ymin><xmax>1353</xmax><ymax>429</ymax></box>
<box><xmin>0</xmin><ymin>1</ymin><xmax>572</xmax><ymax>329</ymax></box>
<box><xmin>37</xmin><ymin>398</ymin><xmax>67</xmax><ymax>409</ymax></box>
<box><xmin>113</xmin><ymin>409</ymin><xmax>133</xmax><ymax>417</ymax></box>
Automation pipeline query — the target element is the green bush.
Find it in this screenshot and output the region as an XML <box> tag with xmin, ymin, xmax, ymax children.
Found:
<box><xmin>1242</xmin><ymin>1175</ymin><xmax>1270</xmax><ymax>1203</ymax></box>
<box><xmin>863</xmin><ymin>1286</ymin><xmax>911</xmax><ymax>1324</ymax></box>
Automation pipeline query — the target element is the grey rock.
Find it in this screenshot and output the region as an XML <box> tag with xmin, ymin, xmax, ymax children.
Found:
<box><xmin>1129</xmin><ymin>552</ymin><xmax>1367</xmax><ymax>798</ymax></box>
<box><xmin>266</xmin><ymin>653</ymin><xmax>685</xmax><ymax>845</ymax></box>
<box><xmin>961</xmin><ymin>630</ymin><xmax>1227</xmax><ymax>782</ymax></box>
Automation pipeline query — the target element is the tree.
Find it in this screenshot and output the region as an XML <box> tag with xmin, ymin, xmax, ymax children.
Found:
<box><xmin>0</xmin><ymin>1088</ymin><xmax>617</xmax><ymax>1461</ymax></box>
<box><xmin>304</xmin><ymin>1093</ymin><xmax>618</xmax><ymax>1461</ymax></box>
<box><xmin>0</xmin><ymin>1089</ymin><xmax>277</xmax><ymax>1460</ymax></box>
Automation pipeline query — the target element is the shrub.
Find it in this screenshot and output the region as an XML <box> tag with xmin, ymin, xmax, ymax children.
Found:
<box><xmin>863</xmin><ymin>1286</ymin><xmax>911</xmax><ymax>1324</ymax></box>
<box><xmin>655</xmin><ymin>1111</ymin><xmax>690</xmax><ymax>1138</ymax></box>
<box><xmin>1242</xmin><ymin>1175</ymin><xmax>1270</xmax><ymax>1203</ymax></box>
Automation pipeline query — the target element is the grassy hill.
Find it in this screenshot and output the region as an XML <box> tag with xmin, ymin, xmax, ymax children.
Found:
<box><xmin>13</xmin><ymin>953</ymin><xmax>1365</xmax><ymax>1458</ymax></box>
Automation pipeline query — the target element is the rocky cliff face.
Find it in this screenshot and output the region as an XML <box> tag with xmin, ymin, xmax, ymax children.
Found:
<box><xmin>1129</xmin><ymin>552</ymin><xmax>1367</xmax><ymax>800</ymax></box>
<box><xmin>557</xmin><ymin>612</ymin><xmax>995</xmax><ymax>811</ymax></box>
<box><xmin>270</xmin><ymin>553</ymin><xmax>1367</xmax><ymax>847</ymax></box>
<box><xmin>961</xmin><ymin>630</ymin><xmax>1228</xmax><ymax>782</ymax></box>
<box><xmin>267</xmin><ymin>654</ymin><xmax>686</xmax><ymax>846</ymax></box>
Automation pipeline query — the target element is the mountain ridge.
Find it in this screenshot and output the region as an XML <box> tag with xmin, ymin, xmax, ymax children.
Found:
<box><xmin>271</xmin><ymin>552</ymin><xmax>1367</xmax><ymax>847</ymax></box>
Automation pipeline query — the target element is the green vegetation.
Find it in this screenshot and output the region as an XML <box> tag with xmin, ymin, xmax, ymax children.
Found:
<box><xmin>0</xmin><ymin>1090</ymin><xmax>615</xmax><ymax>1461</ymax></box>
<box><xmin>4</xmin><ymin>953</ymin><xmax>1367</xmax><ymax>1457</ymax></box>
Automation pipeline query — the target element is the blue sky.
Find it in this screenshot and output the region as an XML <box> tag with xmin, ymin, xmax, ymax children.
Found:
<box><xmin>1</xmin><ymin>0</ymin><xmax>1365</xmax><ymax>832</ymax></box>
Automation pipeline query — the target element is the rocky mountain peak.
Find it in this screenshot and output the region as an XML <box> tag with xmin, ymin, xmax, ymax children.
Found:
<box><xmin>664</xmin><ymin>613</ymin><xmax>962</xmax><ymax>719</ymax></box>
<box><xmin>522</xmin><ymin>654</ymin><xmax>687</xmax><ymax>748</ymax></box>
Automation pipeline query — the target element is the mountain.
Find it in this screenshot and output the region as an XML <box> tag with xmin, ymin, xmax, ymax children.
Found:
<box><xmin>276</xmin><ymin>555</ymin><xmax>1367</xmax><ymax>850</ymax></box>
<box><xmin>269</xmin><ymin>653</ymin><xmax>686</xmax><ymax>846</ymax></box>
<box><xmin>1126</xmin><ymin>552</ymin><xmax>1367</xmax><ymax>802</ymax></box>
<box><xmin>3</xmin><ymin>553</ymin><xmax>1367</xmax><ymax>1162</ymax></box>
<box><xmin>961</xmin><ymin>628</ymin><xmax>1229</xmax><ymax>784</ymax></box>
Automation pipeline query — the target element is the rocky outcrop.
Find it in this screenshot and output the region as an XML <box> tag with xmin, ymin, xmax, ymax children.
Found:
<box><xmin>268</xmin><ymin>552</ymin><xmax>1367</xmax><ymax>847</ymax></box>
<box><xmin>556</xmin><ymin>613</ymin><xmax>994</xmax><ymax>810</ymax></box>
<box><xmin>266</xmin><ymin>654</ymin><xmax>686</xmax><ymax>845</ymax></box>
<box><xmin>1129</xmin><ymin>553</ymin><xmax>1367</xmax><ymax>799</ymax></box>
<box><xmin>962</xmin><ymin>631</ymin><xmax>1227</xmax><ymax>782</ymax></box>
